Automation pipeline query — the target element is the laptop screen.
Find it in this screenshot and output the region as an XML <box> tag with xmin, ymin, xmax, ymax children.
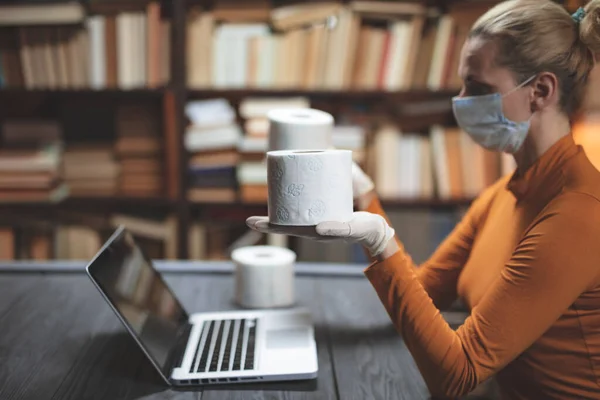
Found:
<box><xmin>86</xmin><ymin>227</ymin><xmax>189</xmax><ymax>377</ymax></box>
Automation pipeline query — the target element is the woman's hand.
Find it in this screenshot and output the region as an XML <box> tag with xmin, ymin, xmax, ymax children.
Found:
<box><xmin>246</xmin><ymin>212</ymin><xmax>397</xmax><ymax>258</ymax></box>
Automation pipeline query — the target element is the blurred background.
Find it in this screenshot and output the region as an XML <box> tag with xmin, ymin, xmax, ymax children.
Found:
<box><xmin>0</xmin><ymin>0</ymin><xmax>597</xmax><ymax>264</ymax></box>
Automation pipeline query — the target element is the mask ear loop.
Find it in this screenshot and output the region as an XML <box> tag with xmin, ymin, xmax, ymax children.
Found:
<box><xmin>502</xmin><ymin>74</ymin><xmax>537</xmax><ymax>98</ymax></box>
<box><xmin>501</xmin><ymin>74</ymin><xmax>537</xmax><ymax>126</ymax></box>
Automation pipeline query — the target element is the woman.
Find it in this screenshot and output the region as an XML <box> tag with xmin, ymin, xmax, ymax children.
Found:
<box><xmin>248</xmin><ymin>0</ymin><xmax>600</xmax><ymax>398</ymax></box>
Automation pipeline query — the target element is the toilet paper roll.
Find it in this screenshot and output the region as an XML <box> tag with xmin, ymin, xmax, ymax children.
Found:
<box><xmin>232</xmin><ymin>245</ymin><xmax>296</xmax><ymax>309</ymax></box>
<box><xmin>267</xmin><ymin>149</ymin><xmax>353</xmax><ymax>226</ymax></box>
<box><xmin>267</xmin><ymin>108</ymin><xmax>334</xmax><ymax>151</ymax></box>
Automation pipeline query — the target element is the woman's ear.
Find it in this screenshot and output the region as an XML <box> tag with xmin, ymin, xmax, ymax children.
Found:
<box><xmin>531</xmin><ymin>72</ymin><xmax>559</xmax><ymax>112</ymax></box>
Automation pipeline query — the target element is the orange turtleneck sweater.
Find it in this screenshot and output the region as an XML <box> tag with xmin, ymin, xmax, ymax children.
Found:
<box><xmin>364</xmin><ymin>133</ymin><xmax>600</xmax><ymax>399</ymax></box>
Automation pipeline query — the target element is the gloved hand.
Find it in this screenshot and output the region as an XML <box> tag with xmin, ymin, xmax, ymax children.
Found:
<box><xmin>352</xmin><ymin>161</ymin><xmax>375</xmax><ymax>199</ymax></box>
<box><xmin>246</xmin><ymin>212</ymin><xmax>395</xmax><ymax>257</ymax></box>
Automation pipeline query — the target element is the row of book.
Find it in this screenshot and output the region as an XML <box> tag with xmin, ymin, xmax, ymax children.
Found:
<box><xmin>0</xmin><ymin>120</ymin><xmax>67</xmax><ymax>203</ymax></box>
<box><xmin>0</xmin><ymin>0</ymin><xmax>486</xmax><ymax>91</ymax></box>
<box><xmin>0</xmin><ymin>1</ymin><xmax>170</xmax><ymax>89</ymax></box>
<box><xmin>0</xmin><ymin>213</ymin><xmax>177</xmax><ymax>260</ymax></box>
<box><xmin>186</xmin><ymin>1</ymin><xmax>490</xmax><ymax>90</ymax></box>
<box><xmin>372</xmin><ymin>115</ymin><xmax>600</xmax><ymax>201</ymax></box>
<box><xmin>184</xmin><ymin>97</ymin><xmax>366</xmax><ymax>203</ymax></box>
<box><xmin>183</xmin><ymin>94</ymin><xmax>516</xmax><ymax>203</ymax></box>
<box><xmin>372</xmin><ymin>125</ymin><xmax>515</xmax><ymax>201</ymax></box>
<box><xmin>0</xmin><ymin>103</ymin><xmax>163</xmax><ymax>202</ymax></box>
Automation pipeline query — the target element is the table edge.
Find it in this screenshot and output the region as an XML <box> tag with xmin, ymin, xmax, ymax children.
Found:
<box><xmin>0</xmin><ymin>260</ymin><xmax>367</xmax><ymax>277</ymax></box>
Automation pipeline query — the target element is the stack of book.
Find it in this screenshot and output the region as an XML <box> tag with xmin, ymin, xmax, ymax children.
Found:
<box><xmin>63</xmin><ymin>144</ymin><xmax>120</xmax><ymax>197</ymax></box>
<box><xmin>237</xmin><ymin>96</ymin><xmax>310</xmax><ymax>203</ymax></box>
<box><xmin>115</xmin><ymin>103</ymin><xmax>163</xmax><ymax>197</ymax></box>
<box><xmin>0</xmin><ymin>120</ymin><xmax>67</xmax><ymax>203</ymax></box>
<box><xmin>185</xmin><ymin>98</ymin><xmax>242</xmax><ymax>203</ymax></box>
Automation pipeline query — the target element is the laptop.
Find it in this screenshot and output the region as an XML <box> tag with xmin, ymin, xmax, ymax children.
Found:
<box><xmin>85</xmin><ymin>225</ymin><xmax>318</xmax><ymax>386</ymax></box>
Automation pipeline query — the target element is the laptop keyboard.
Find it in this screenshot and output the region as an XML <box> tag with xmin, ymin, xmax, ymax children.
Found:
<box><xmin>189</xmin><ymin>318</ymin><xmax>257</xmax><ymax>374</ymax></box>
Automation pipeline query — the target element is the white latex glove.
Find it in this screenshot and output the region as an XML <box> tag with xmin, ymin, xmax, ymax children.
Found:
<box><xmin>246</xmin><ymin>212</ymin><xmax>395</xmax><ymax>257</ymax></box>
<box><xmin>352</xmin><ymin>162</ymin><xmax>375</xmax><ymax>199</ymax></box>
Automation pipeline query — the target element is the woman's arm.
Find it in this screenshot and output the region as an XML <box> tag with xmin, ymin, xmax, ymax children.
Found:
<box><xmin>364</xmin><ymin>192</ymin><xmax>600</xmax><ymax>397</ymax></box>
<box><xmin>356</xmin><ymin>180</ymin><xmax>502</xmax><ymax>310</ymax></box>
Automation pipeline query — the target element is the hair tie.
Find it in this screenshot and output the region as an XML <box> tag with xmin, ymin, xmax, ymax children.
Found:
<box><xmin>572</xmin><ymin>7</ymin><xmax>586</xmax><ymax>24</ymax></box>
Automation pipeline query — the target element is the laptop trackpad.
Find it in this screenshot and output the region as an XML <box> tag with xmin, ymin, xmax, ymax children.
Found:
<box><xmin>266</xmin><ymin>327</ymin><xmax>311</xmax><ymax>349</ymax></box>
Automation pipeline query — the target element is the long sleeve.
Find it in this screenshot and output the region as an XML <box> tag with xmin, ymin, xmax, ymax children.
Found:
<box><xmin>364</xmin><ymin>192</ymin><xmax>600</xmax><ymax>397</ymax></box>
<box><xmin>364</xmin><ymin>180</ymin><xmax>502</xmax><ymax>309</ymax></box>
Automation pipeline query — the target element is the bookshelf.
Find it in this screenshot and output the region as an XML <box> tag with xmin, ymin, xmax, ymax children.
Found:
<box><xmin>0</xmin><ymin>0</ymin><xmax>512</xmax><ymax>261</ymax></box>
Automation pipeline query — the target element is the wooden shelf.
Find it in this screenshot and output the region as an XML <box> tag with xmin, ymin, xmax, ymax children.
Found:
<box><xmin>61</xmin><ymin>196</ymin><xmax>174</xmax><ymax>208</ymax></box>
<box><xmin>379</xmin><ymin>197</ymin><xmax>472</xmax><ymax>209</ymax></box>
<box><xmin>193</xmin><ymin>202</ymin><xmax>268</xmax><ymax>222</ymax></box>
<box><xmin>187</xmin><ymin>88</ymin><xmax>458</xmax><ymax>102</ymax></box>
<box><xmin>0</xmin><ymin>88</ymin><xmax>165</xmax><ymax>98</ymax></box>
<box><xmin>87</xmin><ymin>0</ymin><xmax>171</xmax><ymax>15</ymax></box>
<box><xmin>393</xmin><ymin>111</ymin><xmax>455</xmax><ymax>132</ymax></box>
<box><xmin>0</xmin><ymin>196</ymin><xmax>174</xmax><ymax>211</ymax></box>
<box><xmin>184</xmin><ymin>0</ymin><xmax>451</xmax><ymax>8</ymax></box>
<box><xmin>0</xmin><ymin>88</ymin><xmax>458</xmax><ymax>101</ymax></box>
<box><xmin>0</xmin><ymin>196</ymin><xmax>176</xmax><ymax>233</ymax></box>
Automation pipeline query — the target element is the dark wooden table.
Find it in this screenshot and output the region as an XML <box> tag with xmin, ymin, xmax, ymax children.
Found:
<box><xmin>0</xmin><ymin>261</ymin><xmax>473</xmax><ymax>400</ymax></box>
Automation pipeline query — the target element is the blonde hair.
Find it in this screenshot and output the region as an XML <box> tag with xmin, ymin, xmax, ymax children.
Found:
<box><xmin>470</xmin><ymin>0</ymin><xmax>600</xmax><ymax>116</ymax></box>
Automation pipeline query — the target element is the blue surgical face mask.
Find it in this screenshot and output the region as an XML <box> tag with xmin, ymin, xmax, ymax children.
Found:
<box><xmin>452</xmin><ymin>75</ymin><xmax>536</xmax><ymax>154</ymax></box>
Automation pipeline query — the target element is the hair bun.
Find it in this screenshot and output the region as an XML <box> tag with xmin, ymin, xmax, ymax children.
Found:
<box><xmin>580</xmin><ymin>0</ymin><xmax>600</xmax><ymax>57</ymax></box>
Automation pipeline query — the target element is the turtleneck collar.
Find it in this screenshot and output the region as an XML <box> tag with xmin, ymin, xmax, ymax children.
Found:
<box><xmin>506</xmin><ymin>134</ymin><xmax>581</xmax><ymax>203</ymax></box>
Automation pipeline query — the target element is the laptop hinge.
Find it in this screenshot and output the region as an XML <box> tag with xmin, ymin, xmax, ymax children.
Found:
<box><xmin>165</xmin><ymin>322</ymin><xmax>193</xmax><ymax>375</ymax></box>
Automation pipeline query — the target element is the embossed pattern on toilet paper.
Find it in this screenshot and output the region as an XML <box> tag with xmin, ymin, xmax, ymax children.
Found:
<box><xmin>267</xmin><ymin>150</ymin><xmax>353</xmax><ymax>226</ymax></box>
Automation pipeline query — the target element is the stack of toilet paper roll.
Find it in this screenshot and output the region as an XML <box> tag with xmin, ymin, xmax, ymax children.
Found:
<box><xmin>232</xmin><ymin>245</ymin><xmax>296</xmax><ymax>308</ymax></box>
<box><xmin>266</xmin><ymin>108</ymin><xmax>354</xmax><ymax>227</ymax></box>
<box><xmin>232</xmin><ymin>109</ymin><xmax>353</xmax><ymax>309</ymax></box>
